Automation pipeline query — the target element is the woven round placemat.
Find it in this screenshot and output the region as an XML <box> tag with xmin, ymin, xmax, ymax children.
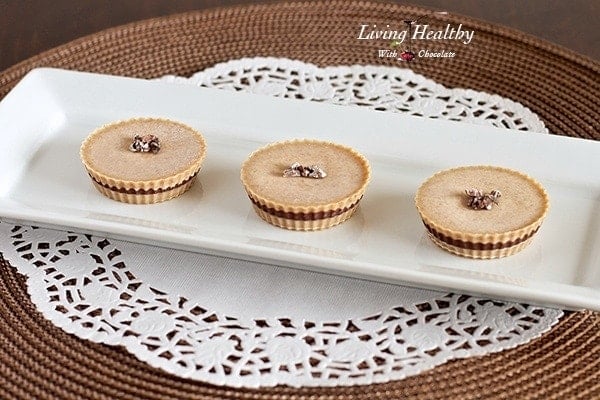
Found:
<box><xmin>0</xmin><ymin>1</ymin><xmax>598</xmax><ymax>399</ymax></box>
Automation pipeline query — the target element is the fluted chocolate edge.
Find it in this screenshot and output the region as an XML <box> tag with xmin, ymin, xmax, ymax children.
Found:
<box><xmin>423</xmin><ymin>221</ymin><xmax>540</xmax><ymax>250</ymax></box>
<box><xmin>249</xmin><ymin>195</ymin><xmax>362</xmax><ymax>221</ymax></box>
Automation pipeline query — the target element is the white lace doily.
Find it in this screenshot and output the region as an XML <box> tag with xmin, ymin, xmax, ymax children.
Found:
<box><xmin>0</xmin><ymin>58</ymin><xmax>560</xmax><ymax>388</ymax></box>
<box><xmin>163</xmin><ymin>57</ymin><xmax>548</xmax><ymax>133</ymax></box>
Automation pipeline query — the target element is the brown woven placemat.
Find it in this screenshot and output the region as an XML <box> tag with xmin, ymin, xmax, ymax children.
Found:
<box><xmin>0</xmin><ymin>1</ymin><xmax>598</xmax><ymax>399</ymax></box>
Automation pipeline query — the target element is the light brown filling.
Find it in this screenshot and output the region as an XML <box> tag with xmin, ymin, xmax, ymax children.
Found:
<box><xmin>81</xmin><ymin>119</ymin><xmax>205</xmax><ymax>181</ymax></box>
<box><xmin>416</xmin><ymin>167</ymin><xmax>548</xmax><ymax>234</ymax></box>
<box><xmin>242</xmin><ymin>141</ymin><xmax>369</xmax><ymax>206</ymax></box>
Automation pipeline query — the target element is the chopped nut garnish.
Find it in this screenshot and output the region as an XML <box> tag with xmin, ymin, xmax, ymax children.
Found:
<box><xmin>129</xmin><ymin>134</ymin><xmax>160</xmax><ymax>154</ymax></box>
<box><xmin>465</xmin><ymin>188</ymin><xmax>501</xmax><ymax>210</ymax></box>
<box><xmin>283</xmin><ymin>162</ymin><xmax>327</xmax><ymax>179</ymax></box>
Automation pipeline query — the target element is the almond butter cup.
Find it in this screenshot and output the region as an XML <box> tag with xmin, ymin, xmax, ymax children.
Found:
<box><xmin>240</xmin><ymin>139</ymin><xmax>371</xmax><ymax>231</ymax></box>
<box><xmin>80</xmin><ymin>118</ymin><xmax>207</xmax><ymax>204</ymax></box>
<box><xmin>415</xmin><ymin>166</ymin><xmax>550</xmax><ymax>259</ymax></box>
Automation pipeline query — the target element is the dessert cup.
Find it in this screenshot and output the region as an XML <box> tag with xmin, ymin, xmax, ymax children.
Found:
<box><xmin>80</xmin><ymin>117</ymin><xmax>206</xmax><ymax>204</ymax></box>
<box><xmin>241</xmin><ymin>139</ymin><xmax>371</xmax><ymax>230</ymax></box>
<box><xmin>415</xmin><ymin>165</ymin><xmax>549</xmax><ymax>259</ymax></box>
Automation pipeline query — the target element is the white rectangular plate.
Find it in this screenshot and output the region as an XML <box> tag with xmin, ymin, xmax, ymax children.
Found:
<box><xmin>1</xmin><ymin>68</ymin><xmax>599</xmax><ymax>310</ymax></box>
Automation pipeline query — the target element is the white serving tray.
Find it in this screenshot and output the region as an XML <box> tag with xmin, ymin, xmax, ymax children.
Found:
<box><xmin>1</xmin><ymin>68</ymin><xmax>599</xmax><ymax>310</ymax></box>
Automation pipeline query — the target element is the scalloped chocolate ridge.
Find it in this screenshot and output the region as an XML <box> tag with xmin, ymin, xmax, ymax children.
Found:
<box><xmin>249</xmin><ymin>196</ymin><xmax>361</xmax><ymax>221</ymax></box>
<box><xmin>423</xmin><ymin>222</ymin><xmax>540</xmax><ymax>250</ymax></box>
<box><xmin>90</xmin><ymin>171</ymin><xmax>198</xmax><ymax>195</ymax></box>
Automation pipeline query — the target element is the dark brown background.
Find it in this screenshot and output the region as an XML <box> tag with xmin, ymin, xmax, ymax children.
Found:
<box><xmin>0</xmin><ymin>0</ymin><xmax>598</xmax><ymax>72</ymax></box>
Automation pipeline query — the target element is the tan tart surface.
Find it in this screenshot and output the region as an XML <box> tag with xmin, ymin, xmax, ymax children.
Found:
<box><xmin>240</xmin><ymin>140</ymin><xmax>371</xmax><ymax>210</ymax></box>
<box><xmin>415</xmin><ymin>166</ymin><xmax>549</xmax><ymax>235</ymax></box>
<box><xmin>80</xmin><ymin>118</ymin><xmax>206</xmax><ymax>185</ymax></box>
